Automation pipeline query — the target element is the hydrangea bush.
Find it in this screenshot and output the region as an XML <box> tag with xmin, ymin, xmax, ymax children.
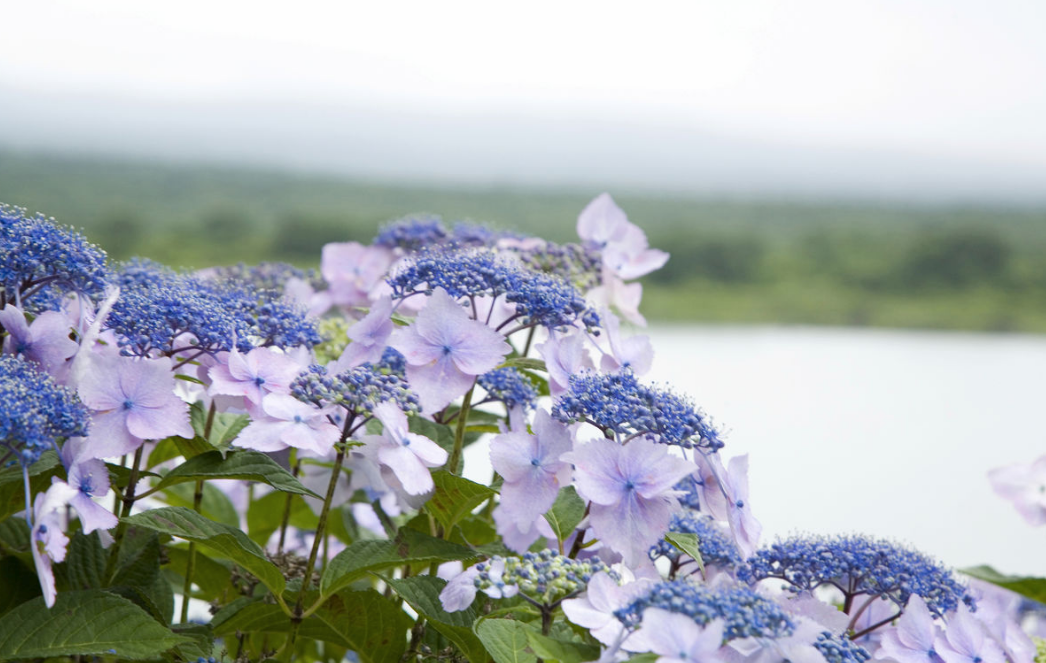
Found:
<box><xmin>0</xmin><ymin>196</ymin><xmax>1040</xmax><ymax>663</ymax></box>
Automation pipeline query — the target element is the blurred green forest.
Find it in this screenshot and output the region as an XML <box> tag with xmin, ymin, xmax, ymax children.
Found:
<box><xmin>3</xmin><ymin>150</ymin><xmax>1046</xmax><ymax>332</ymax></box>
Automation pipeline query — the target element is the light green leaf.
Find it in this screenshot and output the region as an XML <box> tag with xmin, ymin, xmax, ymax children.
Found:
<box><xmin>0</xmin><ymin>589</ymin><xmax>189</xmax><ymax>661</ymax></box>
<box><xmin>499</xmin><ymin>357</ymin><xmax>547</xmax><ymax>372</ymax></box>
<box><xmin>123</xmin><ymin>507</ymin><xmax>285</xmax><ymax>596</ymax></box>
<box><xmin>386</xmin><ymin>575</ymin><xmax>489</xmax><ymax>663</ymax></box>
<box><xmin>525</xmin><ymin>630</ymin><xmax>600</xmax><ymax>663</ymax></box>
<box><xmin>543</xmin><ymin>486</ymin><xmax>585</xmax><ymax>545</ymax></box>
<box><xmin>665</xmin><ymin>532</ymin><xmax>705</xmax><ymax>575</ymax></box>
<box><xmin>961</xmin><ymin>565</ymin><xmax>1046</xmax><ymax>603</ymax></box>
<box><xmin>475</xmin><ymin>619</ymin><xmax>538</xmax><ymax>663</ymax></box>
<box><xmin>427</xmin><ymin>471</ymin><xmax>495</xmax><ymax>531</ymax></box>
<box><xmin>161</xmin><ymin>481</ymin><xmax>240</xmax><ymax>528</ymax></box>
<box><xmin>321</xmin><ymin>527</ymin><xmax>477</xmax><ymax>598</ymax></box>
<box><xmin>152</xmin><ymin>450</ymin><xmax>319</xmax><ymax>497</ymax></box>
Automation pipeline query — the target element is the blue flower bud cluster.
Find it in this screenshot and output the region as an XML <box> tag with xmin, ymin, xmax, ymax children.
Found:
<box><xmin>738</xmin><ymin>535</ymin><xmax>972</xmax><ymax>617</ymax></box>
<box><xmin>615</xmin><ymin>580</ymin><xmax>794</xmax><ymax>641</ymax></box>
<box><xmin>674</xmin><ymin>475</ymin><xmax>704</xmax><ymax>511</ymax></box>
<box><xmin>450</xmin><ymin>222</ymin><xmax>519</xmax><ymax>248</ymax></box>
<box><xmin>0</xmin><ymin>204</ymin><xmax>110</xmax><ymax>307</ymax></box>
<box><xmin>476</xmin><ymin>550</ymin><xmax>614</xmax><ymax>605</ymax></box>
<box><xmin>205</xmin><ymin>261</ymin><xmax>324</xmax><ymax>291</ymax></box>
<box><xmin>512</xmin><ymin>241</ymin><xmax>603</xmax><ymax>292</ymax></box>
<box><xmin>552</xmin><ymin>370</ymin><xmax>724</xmax><ymax>450</ymax></box>
<box><xmin>387</xmin><ymin>248</ymin><xmax>598</xmax><ymax>331</ymax></box>
<box><xmin>108</xmin><ymin>259</ymin><xmax>320</xmax><ymax>357</ymax></box>
<box><xmin>375</xmin><ymin>214</ymin><xmax>448</xmax><ymax>252</ymax></box>
<box><xmin>649</xmin><ymin>513</ymin><xmax>741</xmax><ymax>569</ymax></box>
<box><xmin>478</xmin><ymin>367</ymin><xmax>538</xmax><ymax>411</ymax></box>
<box><xmin>814</xmin><ymin>632</ymin><xmax>872</xmax><ymax>663</ymax></box>
<box><xmin>290</xmin><ymin>363</ymin><xmax>418</xmax><ymax>418</ymax></box>
<box><xmin>0</xmin><ymin>356</ymin><xmax>90</xmax><ymax>466</ymax></box>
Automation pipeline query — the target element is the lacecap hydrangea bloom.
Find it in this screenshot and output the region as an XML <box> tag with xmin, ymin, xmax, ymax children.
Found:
<box><xmin>0</xmin><ymin>355</ymin><xmax>90</xmax><ymax>466</ymax></box>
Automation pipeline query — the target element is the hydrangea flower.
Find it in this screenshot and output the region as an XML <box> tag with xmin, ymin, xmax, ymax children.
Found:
<box><xmin>77</xmin><ymin>355</ymin><xmax>193</xmax><ymax>458</ymax></box>
<box><xmin>208</xmin><ymin>346</ymin><xmax>305</xmax><ymax>409</ymax></box>
<box><xmin>624</xmin><ymin>608</ymin><xmax>726</xmax><ymax>663</ymax></box>
<box><xmin>814</xmin><ymin>631</ymin><xmax>873</xmax><ymax>663</ymax></box>
<box><xmin>0</xmin><ymin>355</ymin><xmax>90</xmax><ymax>466</ymax></box>
<box><xmin>31</xmin><ymin>480</ymin><xmax>76</xmax><ymax>607</ymax></box>
<box><xmin>361</xmin><ymin>401</ymin><xmax>447</xmax><ymax>495</ymax></box>
<box><xmin>553</xmin><ymin>370</ymin><xmax>723</xmax><ymax>450</ymax></box>
<box><xmin>988</xmin><ymin>456</ymin><xmax>1046</xmax><ymax>526</ymax></box>
<box><xmin>235</xmin><ymin>393</ymin><xmax>341</xmax><ymax>455</ymax></box>
<box><xmin>58</xmin><ymin>437</ymin><xmax>118</xmax><ymax>534</ymax></box>
<box><xmin>649</xmin><ymin>512</ymin><xmax>741</xmax><ymax>572</ymax></box>
<box><xmin>567</xmin><ymin>438</ymin><xmax>697</xmax><ymax>566</ymax></box>
<box><xmin>374</xmin><ymin>214</ymin><xmax>448</xmax><ymax>252</ymax></box>
<box><xmin>875</xmin><ymin>594</ymin><xmax>943</xmax><ymax>663</ymax></box>
<box><xmin>389</xmin><ymin>288</ymin><xmax>510</xmax><ymax>413</ymax></box>
<box><xmin>478</xmin><ymin>367</ymin><xmax>539</xmax><ymax>412</ymax></box>
<box><xmin>0</xmin><ymin>204</ymin><xmax>110</xmax><ymax>307</ymax></box>
<box><xmin>739</xmin><ymin>535</ymin><xmax>971</xmax><ymax>618</ymax></box>
<box><xmin>291</xmin><ymin>359</ymin><xmax>418</xmax><ymax>422</ymax></box>
<box><xmin>694</xmin><ymin>452</ymin><xmax>761</xmax><ymax>557</ymax></box>
<box><xmin>562</xmin><ymin>570</ymin><xmax>658</xmax><ymax>645</ymax></box>
<box><xmin>320</xmin><ymin>242</ymin><xmax>395</xmax><ymax>309</ymax></box>
<box><xmin>333</xmin><ymin>296</ymin><xmax>394</xmax><ymax>370</ymax></box>
<box><xmin>935</xmin><ymin>605</ymin><xmax>1005</xmax><ymax>663</ymax></box>
<box><xmin>615</xmin><ymin>580</ymin><xmax>795</xmax><ymax>642</ymax></box>
<box><xmin>0</xmin><ymin>305</ymin><xmax>78</xmax><ymax>376</ymax></box>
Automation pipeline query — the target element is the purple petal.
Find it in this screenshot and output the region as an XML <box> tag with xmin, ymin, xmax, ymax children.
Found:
<box><xmin>570</xmin><ymin>439</ymin><xmax>629</xmax><ymax>506</ymax></box>
<box><xmin>590</xmin><ymin>490</ymin><xmax>676</xmax><ymax>566</ymax></box>
<box><xmin>405</xmin><ymin>356</ymin><xmax>475</xmax><ymax>414</ymax></box>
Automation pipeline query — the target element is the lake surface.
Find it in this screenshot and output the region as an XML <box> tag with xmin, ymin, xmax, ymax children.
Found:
<box><xmin>464</xmin><ymin>324</ymin><xmax>1046</xmax><ymax>576</ymax></box>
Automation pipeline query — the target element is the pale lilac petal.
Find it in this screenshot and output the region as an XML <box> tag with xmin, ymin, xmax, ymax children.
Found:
<box><xmin>440</xmin><ymin>566</ymin><xmax>480</xmax><ymax>612</ymax></box>
<box><xmin>577</xmin><ymin>193</ymin><xmax>630</xmax><ymax>247</ymax></box>
<box><xmin>340</xmin><ymin>297</ymin><xmax>394</xmax><ymax>368</ymax></box>
<box><xmin>896</xmin><ymin>595</ymin><xmax>937</xmax><ymax>652</ymax></box>
<box><xmin>390</xmin><ymin>325</ymin><xmax>445</xmax><ymax>366</ymax></box>
<box><xmin>406</xmin><ymin>357</ymin><xmax>476</xmax><ymax>414</ymax></box>
<box><xmin>70</xmin><ymin>492</ymin><xmax>119</xmax><ymax>533</ymax></box>
<box><xmin>569</xmin><ymin>439</ymin><xmax>630</xmax><ymax>506</ymax></box>
<box><xmin>590</xmin><ymin>490</ymin><xmax>676</xmax><ymax>567</ymax></box>
<box><xmin>622</xmin><ymin>440</ymin><xmax>696</xmax><ymax>499</ymax></box>
<box><xmin>236</xmin><ymin>418</ymin><xmax>293</xmax><ymax>452</ymax></box>
<box><xmin>489</xmin><ymin>431</ymin><xmax>538</xmax><ymax>483</ymax></box>
<box><xmin>126</xmin><ymin>400</ymin><xmax>192</xmax><ymax>440</ymax></box>
<box><xmin>402</xmin><ymin>433</ymin><xmax>448</xmax><ymax>467</ymax></box>
<box><xmin>378</xmin><ymin>445</ymin><xmax>435</xmax><ymax>495</ymax></box>
<box><xmin>84</xmin><ymin>411</ymin><xmax>140</xmax><ymax>458</ymax></box>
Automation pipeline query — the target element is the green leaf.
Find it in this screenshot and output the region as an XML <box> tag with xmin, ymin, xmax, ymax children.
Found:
<box><xmin>386</xmin><ymin>575</ymin><xmax>489</xmax><ymax>663</ymax></box>
<box><xmin>247</xmin><ymin>490</ymin><xmax>313</xmax><ymax>545</ymax></box>
<box><xmin>212</xmin><ymin>591</ymin><xmax>411</xmax><ymax>663</ymax></box>
<box><xmin>475</xmin><ymin>619</ymin><xmax>538</xmax><ymax>663</ymax></box>
<box><xmin>543</xmin><ymin>486</ymin><xmax>585</xmax><ymax>545</ymax></box>
<box><xmin>525</xmin><ymin>631</ymin><xmax>600</xmax><ymax>663</ymax></box>
<box><xmin>190</xmin><ymin>401</ymin><xmax>250</xmax><ymax>451</ymax></box>
<box><xmin>161</xmin><ymin>481</ymin><xmax>240</xmax><ymax>528</ymax></box>
<box><xmin>147</xmin><ymin>437</ymin><xmax>184</xmax><ymax>469</ymax></box>
<box><xmin>65</xmin><ymin>530</ymin><xmax>108</xmax><ymax>590</ymax></box>
<box><xmin>0</xmin><ymin>557</ymin><xmax>40</xmax><ymax>617</ymax></box>
<box><xmin>0</xmin><ymin>589</ymin><xmax>189</xmax><ymax>660</ymax></box>
<box><xmin>961</xmin><ymin>565</ymin><xmax>1046</xmax><ymax>603</ymax></box>
<box><xmin>321</xmin><ymin>528</ymin><xmax>477</xmax><ymax>597</ymax></box>
<box><xmin>499</xmin><ymin>357</ymin><xmax>547</xmax><ymax>372</ymax></box>
<box><xmin>427</xmin><ymin>471</ymin><xmax>495</xmax><ymax>531</ymax></box>
<box><xmin>0</xmin><ymin>518</ymin><xmax>30</xmax><ymax>553</ymax></box>
<box><xmin>0</xmin><ymin>450</ymin><xmax>59</xmax><ymax>487</ymax></box>
<box><xmin>152</xmin><ymin>450</ymin><xmax>319</xmax><ymax>497</ymax></box>
<box><xmin>665</xmin><ymin>532</ymin><xmax>705</xmax><ymax>575</ymax></box>
<box><xmin>174</xmin><ymin>373</ymin><xmax>206</xmax><ymax>386</ymax></box>
<box><xmin>170</xmin><ymin>623</ymin><xmax>216</xmax><ymax>662</ymax></box>
<box><xmin>123</xmin><ymin>507</ymin><xmax>286</xmax><ymax>596</ymax></box>
<box><xmin>165</xmin><ymin>546</ymin><xmax>233</xmax><ymax>602</ymax></box>
<box><xmin>0</xmin><ymin>452</ymin><xmax>62</xmax><ymax>520</ymax></box>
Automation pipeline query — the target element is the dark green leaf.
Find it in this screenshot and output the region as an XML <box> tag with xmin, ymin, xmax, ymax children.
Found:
<box><xmin>321</xmin><ymin>528</ymin><xmax>477</xmax><ymax>598</ymax></box>
<box><xmin>153</xmin><ymin>450</ymin><xmax>319</xmax><ymax>497</ymax></box>
<box><xmin>665</xmin><ymin>532</ymin><xmax>705</xmax><ymax>575</ymax></box>
<box><xmin>170</xmin><ymin>623</ymin><xmax>215</xmax><ymax>662</ymax></box>
<box><xmin>543</xmin><ymin>487</ymin><xmax>585</xmax><ymax>545</ymax></box>
<box><xmin>65</xmin><ymin>530</ymin><xmax>107</xmax><ymax>590</ymax></box>
<box><xmin>427</xmin><ymin>471</ymin><xmax>495</xmax><ymax>531</ymax></box>
<box><xmin>0</xmin><ymin>589</ymin><xmax>189</xmax><ymax>660</ymax></box>
<box><xmin>961</xmin><ymin>565</ymin><xmax>1046</xmax><ymax>604</ymax></box>
<box><xmin>161</xmin><ymin>481</ymin><xmax>240</xmax><ymax>528</ymax></box>
<box><xmin>123</xmin><ymin>507</ymin><xmax>286</xmax><ymax>596</ymax></box>
<box><xmin>0</xmin><ymin>453</ymin><xmax>62</xmax><ymax>520</ymax></box>
<box><xmin>0</xmin><ymin>556</ymin><xmax>40</xmax><ymax>617</ymax></box>
<box><xmin>0</xmin><ymin>518</ymin><xmax>31</xmax><ymax>553</ymax></box>
<box><xmin>0</xmin><ymin>451</ymin><xmax>59</xmax><ymax>487</ymax></box>
<box><xmin>165</xmin><ymin>546</ymin><xmax>233</xmax><ymax>602</ymax></box>
<box><xmin>475</xmin><ymin>619</ymin><xmax>538</xmax><ymax>663</ymax></box>
<box><xmin>386</xmin><ymin>575</ymin><xmax>489</xmax><ymax>663</ymax></box>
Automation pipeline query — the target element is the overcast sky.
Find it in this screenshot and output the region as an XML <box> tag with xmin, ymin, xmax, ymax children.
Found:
<box><xmin>2</xmin><ymin>0</ymin><xmax>1045</xmax><ymax>201</ymax></box>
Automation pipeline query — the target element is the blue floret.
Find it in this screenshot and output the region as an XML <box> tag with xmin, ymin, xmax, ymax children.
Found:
<box><xmin>738</xmin><ymin>534</ymin><xmax>972</xmax><ymax>617</ymax></box>
<box><xmin>478</xmin><ymin>367</ymin><xmax>538</xmax><ymax>411</ymax></box>
<box><xmin>0</xmin><ymin>356</ymin><xmax>90</xmax><ymax>466</ymax></box>
<box><xmin>552</xmin><ymin>370</ymin><xmax>723</xmax><ymax>450</ymax></box>
<box><xmin>615</xmin><ymin>580</ymin><xmax>794</xmax><ymax>641</ymax></box>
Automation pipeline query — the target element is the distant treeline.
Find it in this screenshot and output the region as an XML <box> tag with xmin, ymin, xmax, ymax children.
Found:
<box><xmin>3</xmin><ymin>150</ymin><xmax>1046</xmax><ymax>332</ymax></box>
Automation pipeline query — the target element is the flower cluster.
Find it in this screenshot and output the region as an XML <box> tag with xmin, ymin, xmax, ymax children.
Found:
<box><xmin>387</xmin><ymin>248</ymin><xmax>598</xmax><ymax>331</ymax></box>
<box><xmin>512</xmin><ymin>240</ymin><xmax>603</xmax><ymax>292</ymax></box>
<box><xmin>0</xmin><ymin>203</ymin><xmax>110</xmax><ymax>307</ymax></box>
<box><xmin>108</xmin><ymin>259</ymin><xmax>320</xmax><ymax>356</ymax></box>
<box><xmin>374</xmin><ymin>214</ymin><xmax>448</xmax><ymax>251</ymax></box>
<box><xmin>649</xmin><ymin>513</ymin><xmax>742</xmax><ymax>570</ymax></box>
<box><xmin>615</xmin><ymin>580</ymin><xmax>795</xmax><ymax>641</ymax></box>
<box><xmin>739</xmin><ymin>534</ymin><xmax>972</xmax><ymax>616</ymax></box>
<box><xmin>0</xmin><ymin>356</ymin><xmax>90</xmax><ymax>465</ymax></box>
<box><xmin>477</xmin><ymin>367</ymin><xmax>538</xmax><ymax>411</ymax></box>
<box><xmin>552</xmin><ymin>370</ymin><xmax>723</xmax><ymax>450</ymax></box>
<box><xmin>476</xmin><ymin>551</ymin><xmax>615</xmax><ymax>605</ymax></box>
<box><xmin>814</xmin><ymin>632</ymin><xmax>873</xmax><ymax>663</ymax></box>
<box><xmin>290</xmin><ymin>362</ymin><xmax>418</xmax><ymax>418</ymax></box>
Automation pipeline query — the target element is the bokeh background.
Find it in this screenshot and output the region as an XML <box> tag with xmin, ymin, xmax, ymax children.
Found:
<box><xmin>3</xmin><ymin>1</ymin><xmax>1046</xmax><ymax>573</ymax></box>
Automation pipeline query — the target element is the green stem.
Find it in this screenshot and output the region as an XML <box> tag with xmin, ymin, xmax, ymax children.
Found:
<box><xmin>180</xmin><ymin>479</ymin><xmax>204</xmax><ymax>623</ymax></box>
<box><xmin>276</xmin><ymin>453</ymin><xmax>300</xmax><ymax>555</ymax></box>
<box><xmin>286</xmin><ymin>438</ymin><xmax>348</xmax><ymax>651</ymax></box>
<box><xmin>105</xmin><ymin>445</ymin><xmax>146</xmax><ymax>582</ymax></box>
<box><xmin>522</xmin><ymin>326</ymin><xmax>536</xmax><ymax>357</ymax></box>
<box><xmin>447</xmin><ymin>383</ymin><xmax>475</xmax><ymax>475</ymax></box>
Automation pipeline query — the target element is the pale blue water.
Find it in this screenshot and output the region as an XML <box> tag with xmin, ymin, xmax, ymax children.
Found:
<box><xmin>462</xmin><ymin>324</ymin><xmax>1046</xmax><ymax>576</ymax></box>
